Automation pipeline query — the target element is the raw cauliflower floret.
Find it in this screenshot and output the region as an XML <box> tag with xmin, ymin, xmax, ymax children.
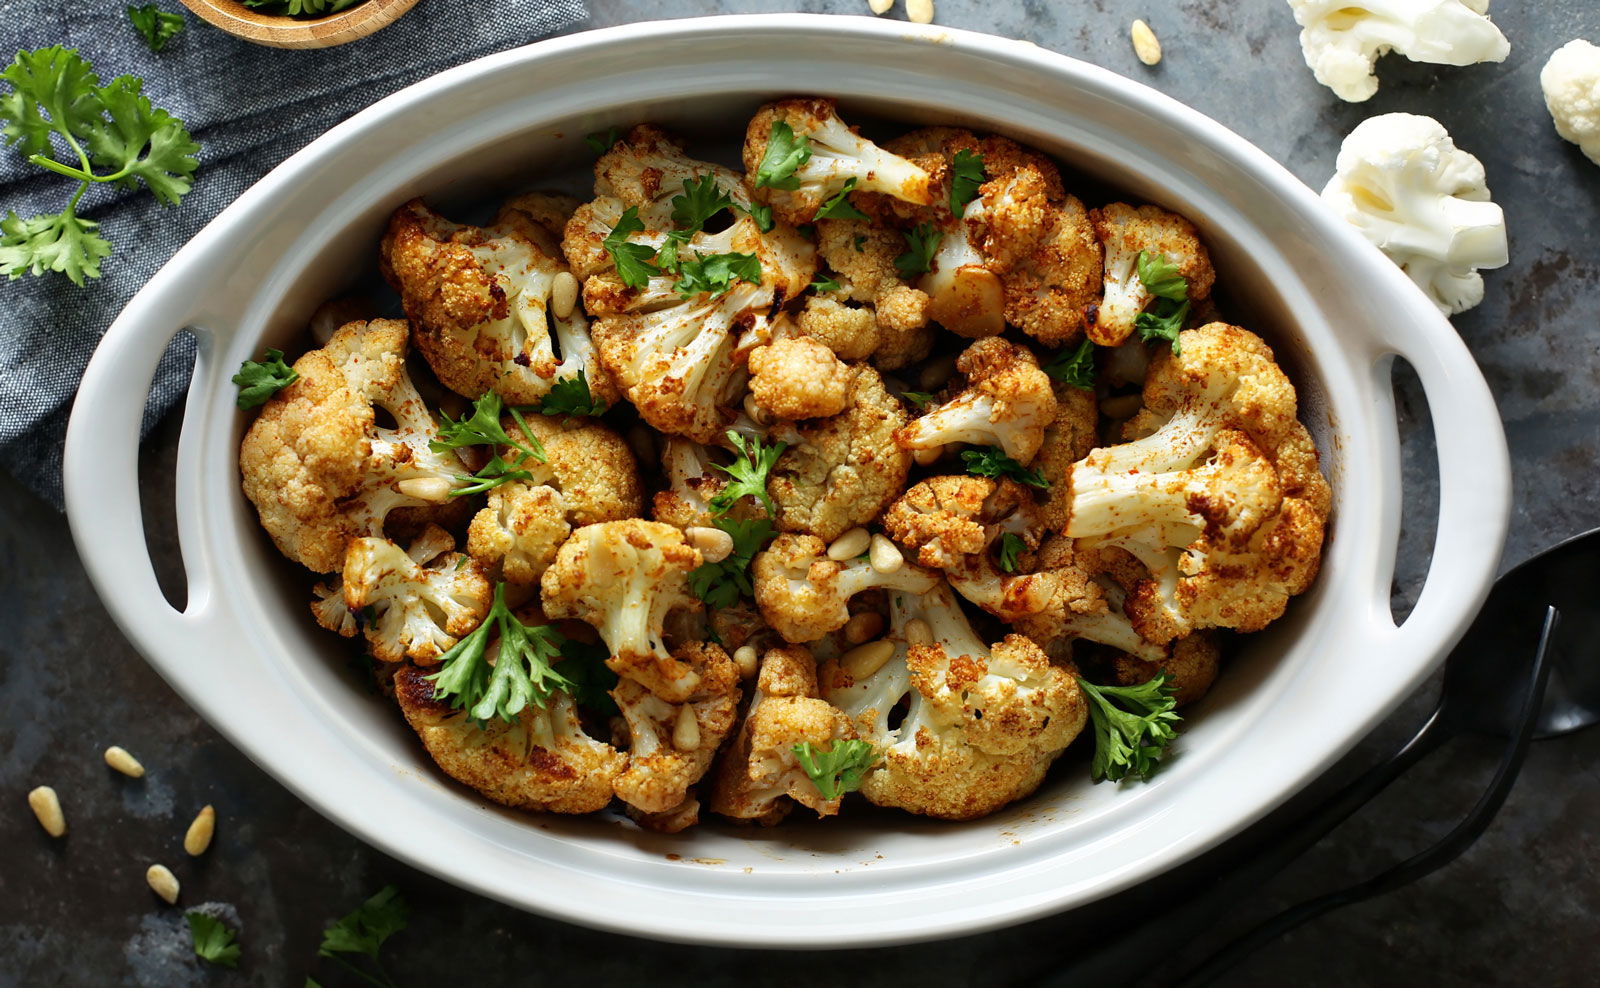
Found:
<box><xmin>393</xmin><ymin>663</ymin><xmax>624</xmax><ymax>814</ymax></box>
<box><xmin>380</xmin><ymin>195</ymin><xmax>615</xmax><ymax>407</ymax></box>
<box><xmin>819</xmin><ymin>584</ymin><xmax>1087</xmax><ymax>821</ymax></box>
<box><xmin>1089</xmin><ymin>202</ymin><xmax>1215</xmax><ymax>346</ymax></box>
<box><xmin>1542</xmin><ymin>40</ymin><xmax>1600</xmax><ymax>166</ymax></box>
<box><xmin>1288</xmin><ymin>0</ymin><xmax>1510</xmax><ymax>103</ymax></box>
<box><xmin>752</xmin><ymin>533</ymin><xmax>939</xmax><ymax>643</ymax></box>
<box><xmin>709</xmin><ymin>645</ymin><xmax>855</xmax><ymax>825</ymax></box>
<box><xmin>1321</xmin><ymin>113</ymin><xmax>1507</xmax><ymax>315</ymax></box>
<box><xmin>466</xmin><ymin>415</ymin><xmax>641</xmax><ymax>584</ymax></box>
<box><xmin>895</xmin><ymin>337</ymin><xmax>1058</xmax><ymax>464</ymax></box>
<box><xmin>540</xmin><ymin>519</ymin><xmax>706</xmax><ymax>702</ymax></box>
<box><xmin>768</xmin><ymin>365</ymin><xmax>913</xmax><ymax>542</ymax></box>
<box><xmin>743</xmin><ymin>97</ymin><xmax>936</xmax><ymax>225</ymax></box>
<box><xmin>239</xmin><ymin>319</ymin><xmax>467</xmax><ymax>573</ymax></box>
<box><xmin>747</xmin><ymin>337</ymin><xmax>852</xmax><ymax>420</ymax></box>
<box><xmin>611</xmin><ymin>641</ymin><xmax>742</xmax><ymax>815</ymax></box>
<box><xmin>1065</xmin><ymin>323</ymin><xmax>1332</xmax><ymax>644</ymax></box>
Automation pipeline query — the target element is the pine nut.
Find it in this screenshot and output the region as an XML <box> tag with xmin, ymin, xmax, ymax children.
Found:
<box><xmin>912</xmin><ymin>444</ymin><xmax>943</xmax><ymax>466</ymax></box>
<box><xmin>843</xmin><ymin>611</ymin><xmax>885</xmax><ymax>644</ymax></box>
<box><xmin>551</xmin><ymin>271</ymin><xmax>580</xmax><ymax>320</ymax></box>
<box><xmin>1131</xmin><ymin>19</ymin><xmax>1162</xmax><ymax>66</ymax></box>
<box><xmin>905</xmin><ymin>618</ymin><xmax>933</xmax><ymax>647</ymax></box>
<box><xmin>27</xmin><ymin>786</ymin><xmax>65</xmax><ymax>838</ymax></box>
<box><xmin>673</xmin><ymin>706</ymin><xmax>701</xmax><ymax>751</ymax></box>
<box><xmin>868</xmin><ymin>0</ymin><xmax>894</xmax><ymax>13</ymax></box>
<box><xmin>918</xmin><ymin>356</ymin><xmax>956</xmax><ymax>391</ymax></box>
<box><xmin>870</xmin><ymin>534</ymin><xmax>904</xmax><ymax>574</ymax></box>
<box><xmin>103</xmin><ymin>745</ymin><xmax>145</xmax><ymax>778</ymax></box>
<box><xmin>184</xmin><ymin>805</ymin><xmax>216</xmax><ymax>857</ymax></box>
<box><xmin>840</xmin><ymin>639</ymin><xmax>897</xmax><ymax>679</ymax></box>
<box><xmin>827</xmin><ymin>527</ymin><xmax>871</xmax><ymax>561</ymax></box>
<box><xmin>733</xmin><ymin>645</ymin><xmax>759</xmax><ymax>679</ymax></box>
<box><xmin>686</xmin><ymin>526</ymin><xmax>734</xmax><ymax>564</ymax></box>
<box><xmin>905</xmin><ymin>0</ymin><xmax>934</xmax><ymax>23</ymax></box>
<box><xmin>396</xmin><ymin>477</ymin><xmax>454</xmax><ymax>502</ymax></box>
<box><xmin>146</xmin><ymin>864</ymin><xmax>180</xmax><ymax>905</ymax></box>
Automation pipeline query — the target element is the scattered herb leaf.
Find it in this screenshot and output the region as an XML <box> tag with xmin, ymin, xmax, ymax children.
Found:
<box><xmin>674</xmin><ymin>251</ymin><xmax>761</xmax><ymax>299</ymax></box>
<box><xmin>584</xmin><ymin>126</ymin><xmax>622</xmax><ymax>155</ymax></box>
<box><xmin>427</xmin><ymin>584</ymin><xmax>576</xmax><ymax>724</ymax></box>
<box><xmin>233</xmin><ymin>349</ymin><xmax>298</xmax><ymax>409</ymax></box>
<box><xmin>998</xmin><ymin>532</ymin><xmax>1026</xmax><ymax>573</ymax></box>
<box><xmin>185</xmin><ymin>912</ymin><xmax>240</xmax><ymax>968</ymax></box>
<box><xmin>432</xmin><ymin>391</ymin><xmax>547</xmax><ymax>465</ymax></box>
<box><xmin>1042</xmin><ymin>338</ymin><xmax>1096</xmax><ymax>391</ymax></box>
<box><xmin>960</xmin><ymin>447</ymin><xmax>1049</xmax><ymax>489</ymax></box>
<box><xmin>1077</xmin><ymin>673</ymin><xmax>1181</xmax><ymax>782</ymax></box>
<box><xmin>315</xmin><ymin>884</ymin><xmax>407</xmax><ymax>988</ymax></box>
<box><xmin>893</xmin><ymin>222</ymin><xmax>941</xmax><ymax>277</ymax></box>
<box><xmin>793</xmin><ymin>739</ymin><xmax>878</xmax><ymax>800</ymax></box>
<box><xmin>811</xmin><ymin>274</ymin><xmax>840</xmax><ymax>293</ymax></box>
<box><xmin>602</xmin><ymin>205</ymin><xmax>659</xmax><ymax>289</ymax></box>
<box><xmin>754</xmin><ymin>119</ymin><xmax>811</xmax><ymax>191</ymax></box>
<box><xmin>688</xmin><ymin>517</ymin><xmax>775</xmax><ymax>609</ymax></box>
<box><xmin>1135</xmin><ymin>299</ymin><xmax>1189</xmax><ymax>355</ymax></box>
<box><xmin>813</xmin><ymin>177</ymin><xmax>869</xmax><ymax>221</ymax></box>
<box><xmin>534</xmin><ymin>370</ymin><xmax>607</xmax><ymax>417</ymax></box>
<box><xmin>949</xmin><ymin>148</ymin><xmax>986</xmax><ymax>215</ymax></box>
<box><xmin>1136</xmin><ymin>250</ymin><xmax>1188</xmax><ymax>302</ymax></box>
<box><xmin>745</xmin><ymin>203</ymin><xmax>775</xmax><ymax>232</ymax></box>
<box><xmin>900</xmin><ymin>390</ymin><xmax>934</xmax><ymax>409</ymax></box>
<box><xmin>710</xmin><ymin>431</ymin><xmax>786</xmax><ymax>517</ymax></box>
<box><xmin>128</xmin><ymin>5</ymin><xmax>185</xmax><ymax>52</ymax></box>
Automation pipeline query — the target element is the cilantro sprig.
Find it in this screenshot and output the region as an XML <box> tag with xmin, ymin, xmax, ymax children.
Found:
<box><xmin>128</xmin><ymin>5</ymin><xmax>185</xmax><ymax>52</ymax></box>
<box><xmin>688</xmin><ymin>517</ymin><xmax>775</xmax><ymax>609</ymax></box>
<box><xmin>658</xmin><ymin>174</ymin><xmax>737</xmax><ymax>272</ymax></box>
<box><xmin>1134</xmin><ymin>250</ymin><xmax>1191</xmax><ymax>354</ymax></box>
<box><xmin>710</xmin><ymin>431</ymin><xmax>786</xmax><ymax>516</ymax></box>
<box><xmin>949</xmin><ymin>148</ymin><xmax>986</xmax><ymax>215</ymax></box>
<box><xmin>754</xmin><ymin>119</ymin><xmax>810</xmax><ymax>190</ymax></box>
<box><xmin>893</xmin><ymin>222</ymin><xmax>941</xmax><ymax>277</ymax></box>
<box><xmin>185</xmin><ymin>912</ymin><xmax>240</xmax><ymax>968</ymax></box>
<box><xmin>960</xmin><ymin>447</ymin><xmax>1049</xmax><ymax>489</ymax></box>
<box><xmin>534</xmin><ymin>370</ymin><xmax>607</xmax><ymax>417</ymax></box>
<box><xmin>793</xmin><ymin>739</ymin><xmax>878</xmax><ymax>800</ymax></box>
<box><xmin>233</xmin><ymin>349</ymin><xmax>298</xmax><ymax>409</ymax></box>
<box><xmin>310</xmin><ymin>885</ymin><xmax>408</xmax><ymax>988</ymax></box>
<box><xmin>1077</xmin><ymin>673</ymin><xmax>1181</xmax><ymax>782</ymax></box>
<box><xmin>1042</xmin><ymin>338</ymin><xmax>1096</xmax><ymax>391</ymax></box>
<box><xmin>428</xmin><ymin>583</ymin><xmax>587</xmax><ymax>724</ymax></box>
<box><xmin>0</xmin><ymin>47</ymin><xmax>200</xmax><ymax>285</ymax></box>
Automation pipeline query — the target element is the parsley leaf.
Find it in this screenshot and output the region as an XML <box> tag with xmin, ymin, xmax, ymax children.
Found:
<box><xmin>688</xmin><ymin>517</ymin><xmax>775</xmax><ymax>609</ymax></box>
<box><xmin>998</xmin><ymin>532</ymin><xmax>1026</xmax><ymax>573</ymax></box>
<box><xmin>813</xmin><ymin>177</ymin><xmax>870</xmax><ymax>221</ymax></box>
<box><xmin>811</xmin><ymin>274</ymin><xmax>840</xmax><ymax>293</ymax></box>
<box><xmin>960</xmin><ymin>447</ymin><xmax>1049</xmax><ymax>489</ymax></box>
<box><xmin>556</xmin><ymin>637</ymin><xmax>619</xmax><ymax>717</ymax></box>
<box><xmin>128</xmin><ymin>5</ymin><xmax>185</xmax><ymax>53</ymax></box>
<box><xmin>1042</xmin><ymin>338</ymin><xmax>1096</xmax><ymax>391</ymax></box>
<box><xmin>1136</xmin><ymin>250</ymin><xmax>1188</xmax><ymax>302</ymax></box>
<box><xmin>428</xmin><ymin>583</ymin><xmax>577</xmax><ymax>724</ymax></box>
<box><xmin>745</xmin><ymin>203</ymin><xmax>775</xmax><ymax>232</ymax></box>
<box><xmin>584</xmin><ymin>125</ymin><xmax>622</xmax><ymax>155</ymax></box>
<box><xmin>1135</xmin><ymin>299</ymin><xmax>1189</xmax><ymax>355</ymax></box>
<box><xmin>893</xmin><ymin>223</ymin><xmax>941</xmax><ymax>277</ymax></box>
<box><xmin>900</xmin><ymin>390</ymin><xmax>934</xmax><ymax>409</ymax></box>
<box><xmin>449</xmin><ymin>450</ymin><xmax>531</xmax><ymax>496</ymax></box>
<box><xmin>710</xmin><ymin>431</ymin><xmax>786</xmax><ymax>517</ymax></box>
<box><xmin>0</xmin><ymin>210</ymin><xmax>110</xmax><ymax>285</ymax></box>
<box><xmin>755</xmin><ymin>119</ymin><xmax>811</xmax><ymax>190</ymax></box>
<box><xmin>534</xmin><ymin>370</ymin><xmax>607</xmax><ymax>417</ymax></box>
<box><xmin>675</xmin><ymin>251</ymin><xmax>761</xmax><ymax>299</ymax></box>
<box><xmin>671</xmin><ymin>173</ymin><xmax>736</xmax><ymax>232</ymax></box>
<box><xmin>185</xmin><ymin>912</ymin><xmax>240</xmax><ymax>968</ymax></box>
<box><xmin>852</xmin><ymin>234</ymin><xmax>867</xmax><ymax>253</ymax></box>
<box><xmin>602</xmin><ymin>206</ymin><xmax>659</xmax><ymax>289</ymax></box>
<box><xmin>949</xmin><ymin>148</ymin><xmax>986</xmax><ymax>215</ymax></box>
<box><xmin>432</xmin><ymin>391</ymin><xmax>547</xmax><ymax>464</ymax></box>
<box><xmin>232</xmin><ymin>349</ymin><xmax>299</xmax><ymax>409</ymax></box>
<box><xmin>316</xmin><ymin>885</ymin><xmax>407</xmax><ymax>988</ymax></box>
<box><xmin>241</xmin><ymin>0</ymin><xmax>361</xmax><ymax>17</ymax></box>
<box><xmin>793</xmin><ymin>739</ymin><xmax>878</xmax><ymax>800</ymax></box>
<box><xmin>1077</xmin><ymin>673</ymin><xmax>1181</xmax><ymax>782</ymax></box>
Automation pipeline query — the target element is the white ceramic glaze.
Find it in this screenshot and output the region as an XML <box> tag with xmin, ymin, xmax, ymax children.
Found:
<box><xmin>64</xmin><ymin>15</ymin><xmax>1511</xmax><ymax>948</ymax></box>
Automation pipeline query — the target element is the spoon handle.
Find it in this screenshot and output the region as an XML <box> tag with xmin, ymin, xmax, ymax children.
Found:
<box><xmin>1173</xmin><ymin>605</ymin><xmax>1561</xmax><ymax>988</ymax></box>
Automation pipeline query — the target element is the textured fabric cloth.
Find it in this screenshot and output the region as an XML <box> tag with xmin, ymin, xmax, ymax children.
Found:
<box><xmin>0</xmin><ymin>0</ymin><xmax>587</xmax><ymax>507</ymax></box>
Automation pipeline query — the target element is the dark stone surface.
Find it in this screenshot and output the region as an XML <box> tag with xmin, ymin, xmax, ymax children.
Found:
<box><xmin>4</xmin><ymin>1</ymin><xmax>1597</xmax><ymax>985</ymax></box>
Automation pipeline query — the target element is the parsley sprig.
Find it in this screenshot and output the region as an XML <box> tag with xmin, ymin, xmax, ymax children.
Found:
<box><xmin>813</xmin><ymin>177</ymin><xmax>870</xmax><ymax>221</ymax></box>
<box><xmin>534</xmin><ymin>370</ymin><xmax>607</xmax><ymax>417</ymax></box>
<box><xmin>900</xmin><ymin>390</ymin><xmax>935</xmax><ymax>409</ymax></box>
<box><xmin>186</xmin><ymin>912</ymin><xmax>240</xmax><ymax>968</ymax></box>
<box><xmin>602</xmin><ymin>206</ymin><xmax>660</xmax><ymax>290</ymax></box>
<box><xmin>658</xmin><ymin>174</ymin><xmax>736</xmax><ymax>272</ymax></box>
<box><xmin>754</xmin><ymin>119</ymin><xmax>810</xmax><ymax>190</ymax></box>
<box><xmin>242</xmin><ymin>0</ymin><xmax>361</xmax><ymax>18</ymax></box>
<box><xmin>128</xmin><ymin>6</ymin><xmax>185</xmax><ymax>52</ymax></box>
<box><xmin>793</xmin><ymin>739</ymin><xmax>878</xmax><ymax>800</ymax></box>
<box><xmin>309</xmin><ymin>885</ymin><xmax>408</xmax><ymax>988</ymax></box>
<box><xmin>949</xmin><ymin>148</ymin><xmax>986</xmax><ymax>215</ymax></box>
<box><xmin>674</xmin><ymin>251</ymin><xmax>761</xmax><ymax>299</ymax></box>
<box><xmin>1042</xmin><ymin>338</ymin><xmax>1096</xmax><ymax>391</ymax></box>
<box><xmin>998</xmin><ymin>532</ymin><xmax>1026</xmax><ymax>573</ymax></box>
<box><xmin>233</xmin><ymin>349</ymin><xmax>298</xmax><ymax>409</ymax></box>
<box><xmin>0</xmin><ymin>47</ymin><xmax>200</xmax><ymax>285</ymax></box>
<box><xmin>1134</xmin><ymin>251</ymin><xmax>1191</xmax><ymax>354</ymax></box>
<box><xmin>710</xmin><ymin>431</ymin><xmax>786</xmax><ymax>516</ymax></box>
<box><xmin>893</xmin><ymin>223</ymin><xmax>941</xmax><ymax>277</ymax></box>
<box><xmin>1077</xmin><ymin>673</ymin><xmax>1181</xmax><ymax>782</ymax></box>
<box><xmin>960</xmin><ymin>447</ymin><xmax>1049</xmax><ymax>489</ymax></box>
<box><xmin>688</xmin><ymin>517</ymin><xmax>775</xmax><ymax>609</ymax></box>
<box><xmin>584</xmin><ymin>126</ymin><xmax>622</xmax><ymax>155</ymax></box>
<box><xmin>431</xmin><ymin>392</ymin><xmax>549</xmax><ymax>496</ymax></box>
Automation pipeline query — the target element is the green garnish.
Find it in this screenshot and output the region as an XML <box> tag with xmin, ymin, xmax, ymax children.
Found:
<box><xmin>813</xmin><ymin>177</ymin><xmax>870</xmax><ymax>221</ymax></box>
<box><xmin>688</xmin><ymin>517</ymin><xmax>775</xmax><ymax>609</ymax></box>
<box><xmin>127</xmin><ymin>5</ymin><xmax>184</xmax><ymax>52</ymax></box>
<box><xmin>584</xmin><ymin>126</ymin><xmax>622</xmax><ymax>155</ymax></box>
<box><xmin>1134</xmin><ymin>250</ymin><xmax>1190</xmax><ymax>354</ymax></box>
<box><xmin>852</xmin><ymin>234</ymin><xmax>867</xmax><ymax>252</ymax></box>
<box><xmin>241</xmin><ymin>0</ymin><xmax>361</xmax><ymax>17</ymax></box>
<box><xmin>745</xmin><ymin>203</ymin><xmax>775</xmax><ymax>232</ymax></box>
<box><xmin>792</xmin><ymin>739</ymin><xmax>878</xmax><ymax>800</ymax></box>
<box><xmin>900</xmin><ymin>391</ymin><xmax>935</xmax><ymax>409</ymax></box>
<box><xmin>0</xmin><ymin>47</ymin><xmax>199</xmax><ymax>285</ymax></box>
<box><xmin>432</xmin><ymin>392</ymin><xmax>547</xmax><ymax>464</ymax></box>
<box><xmin>602</xmin><ymin>205</ymin><xmax>660</xmax><ymax>289</ymax></box>
<box><xmin>998</xmin><ymin>532</ymin><xmax>1026</xmax><ymax>573</ymax></box>
<box><xmin>1135</xmin><ymin>300</ymin><xmax>1190</xmax><ymax>355</ymax></box>
<box><xmin>949</xmin><ymin>148</ymin><xmax>986</xmax><ymax>215</ymax></box>
<box><xmin>658</xmin><ymin>174</ymin><xmax>737</xmax><ymax>272</ymax></box>
<box><xmin>185</xmin><ymin>912</ymin><xmax>240</xmax><ymax>968</ymax></box>
<box><xmin>1136</xmin><ymin>250</ymin><xmax>1188</xmax><ymax>301</ymax></box>
<box><xmin>811</xmin><ymin>274</ymin><xmax>841</xmax><ymax>293</ymax></box>
<box><xmin>535</xmin><ymin>370</ymin><xmax>607</xmax><ymax>417</ymax></box>
<box><xmin>313</xmin><ymin>885</ymin><xmax>408</xmax><ymax>988</ymax></box>
<box><xmin>232</xmin><ymin>349</ymin><xmax>298</xmax><ymax>409</ymax></box>
<box><xmin>893</xmin><ymin>222</ymin><xmax>941</xmax><ymax>277</ymax></box>
<box><xmin>710</xmin><ymin>431</ymin><xmax>786</xmax><ymax>517</ymax></box>
<box><xmin>554</xmin><ymin>637</ymin><xmax>619</xmax><ymax>717</ymax></box>
<box><xmin>1077</xmin><ymin>673</ymin><xmax>1181</xmax><ymax>782</ymax></box>
<box><xmin>427</xmin><ymin>584</ymin><xmax>576</xmax><ymax>724</ymax></box>
<box><xmin>1042</xmin><ymin>338</ymin><xmax>1096</xmax><ymax>391</ymax></box>
<box><xmin>960</xmin><ymin>447</ymin><xmax>1049</xmax><ymax>489</ymax></box>
<box><xmin>674</xmin><ymin>251</ymin><xmax>762</xmax><ymax>299</ymax></box>
<box><xmin>754</xmin><ymin>119</ymin><xmax>811</xmax><ymax>190</ymax></box>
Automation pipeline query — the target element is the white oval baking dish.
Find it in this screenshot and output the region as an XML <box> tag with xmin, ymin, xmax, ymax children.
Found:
<box><xmin>64</xmin><ymin>14</ymin><xmax>1510</xmax><ymax>948</ymax></box>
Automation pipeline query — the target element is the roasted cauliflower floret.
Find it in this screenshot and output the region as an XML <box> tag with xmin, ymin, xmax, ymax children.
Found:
<box><xmin>466</xmin><ymin>415</ymin><xmax>641</xmax><ymax>583</ymax></box>
<box><xmin>1033</xmin><ymin>384</ymin><xmax>1101</xmax><ymax>531</ymax></box>
<box><xmin>768</xmin><ymin>365</ymin><xmax>913</xmax><ymax>542</ymax></box>
<box><xmin>895</xmin><ymin>338</ymin><xmax>1058</xmax><ymax>464</ymax></box>
<box><xmin>752</xmin><ymin>533</ymin><xmax>939</xmax><ymax>643</ymax></box>
<box><xmin>1113</xmin><ymin>629</ymin><xmax>1221</xmax><ymax>707</ymax></box>
<box><xmin>649</xmin><ymin>438</ymin><xmax>761</xmax><ymax>530</ymax></box>
<box><xmin>394</xmin><ymin>664</ymin><xmax>624</xmax><ymax>814</ymax></box>
<box><xmin>1065</xmin><ymin>323</ymin><xmax>1332</xmax><ymax>643</ymax></box>
<box><xmin>240</xmin><ymin>318</ymin><xmax>467</xmax><ymax>573</ymax></box>
<box><xmin>379</xmin><ymin>197</ymin><xmax>613</xmax><ymax>407</ymax></box>
<box><xmin>819</xmin><ymin>584</ymin><xmax>1088</xmax><ymax>820</ymax></box>
<box><xmin>611</xmin><ymin>642</ymin><xmax>742</xmax><ymax>815</ymax></box>
<box><xmin>743</xmin><ymin>98</ymin><xmax>935</xmax><ymax>225</ymax></box>
<box><xmin>709</xmin><ymin>645</ymin><xmax>855</xmax><ymax>824</ymax></box>
<box><xmin>804</xmin><ymin>217</ymin><xmax>935</xmax><ymax>370</ymax></box>
<box><xmin>1089</xmin><ymin>202</ymin><xmax>1215</xmax><ymax>346</ymax></box>
<box><xmin>540</xmin><ymin>520</ymin><xmax>707</xmax><ymax>702</ymax></box>
<box><xmin>747</xmin><ymin>336</ymin><xmax>852</xmax><ymax>421</ymax></box>
<box><xmin>1012</xmin><ymin>534</ymin><xmax>1168</xmax><ymax>664</ymax></box>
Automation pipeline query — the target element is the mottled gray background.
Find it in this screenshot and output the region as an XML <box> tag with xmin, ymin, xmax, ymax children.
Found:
<box><xmin>4</xmin><ymin>0</ymin><xmax>1598</xmax><ymax>985</ymax></box>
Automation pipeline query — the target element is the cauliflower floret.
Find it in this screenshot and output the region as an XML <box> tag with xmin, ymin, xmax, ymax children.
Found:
<box><xmin>752</xmin><ymin>533</ymin><xmax>939</xmax><ymax>643</ymax></box>
<box><xmin>611</xmin><ymin>641</ymin><xmax>742</xmax><ymax>815</ymax></box>
<box><xmin>379</xmin><ymin>197</ymin><xmax>614</xmax><ymax>407</ymax></box>
<box><xmin>743</xmin><ymin>98</ymin><xmax>935</xmax><ymax>225</ymax></box>
<box><xmin>709</xmin><ymin>645</ymin><xmax>855</xmax><ymax>824</ymax></box>
<box><xmin>240</xmin><ymin>319</ymin><xmax>467</xmax><ymax>573</ymax></box>
<box><xmin>768</xmin><ymin>365</ymin><xmax>913</xmax><ymax>542</ymax></box>
<box><xmin>819</xmin><ymin>584</ymin><xmax>1087</xmax><ymax>820</ymax></box>
<box><xmin>648</xmin><ymin>438</ymin><xmax>762</xmax><ymax>530</ymax></box>
<box><xmin>1542</xmin><ymin>40</ymin><xmax>1600</xmax><ymax>166</ymax></box>
<box><xmin>1113</xmin><ymin>630</ymin><xmax>1221</xmax><ymax>707</ymax></box>
<box><xmin>805</xmin><ymin>218</ymin><xmax>935</xmax><ymax>370</ymax></box>
<box><xmin>1011</xmin><ymin>534</ymin><xmax>1168</xmax><ymax>664</ymax></box>
<box><xmin>1065</xmin><ymin>323</ymin><xmax>1332</xmax><ymax>644</ymax></box>
<box><xmin>895</xmin><ymin>338</ymin><xmax>1058</xmax><ymax>464</ymax></box>
<box><xmin>1089</xmin><ymin>203</ymin><xmax>1215</xmax><ymax>346</ymax></box>
<box><xmin>1322</xmin><ymin>113</ymin><xmax>1507</xmax><ymax>316</ymax></box>
<box><xmin>747</xmin><ymin>337</ymin><xmax>852</xmax><ymax>420</ymax></box>
<box><xmin>466</xmin><ymin>415</ymin><xmax>641</xmax><ymax>583</ymax></box>
<box><xmin>1033</xmin><ymin>384</ymin><xmax>1100</xmax><ymax>532</ymax></box>
<box><xmin>393</xmin><ymin>664</ymin><xmax>624</xmax><ymax>814</ymax></box>
<box><xmin>540</xmin><ymin>520</ymin><xmax>706</xmax><ymax>702</ymax></box>
<box><xmin>1288</xmin><ymin>0</ymin><xmax>1510</xmax><ymax>103</ymax></box>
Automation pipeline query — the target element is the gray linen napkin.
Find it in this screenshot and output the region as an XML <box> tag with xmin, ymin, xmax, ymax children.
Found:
<box><xmin>0</xmin><ymin>0</ymin><xmax>587</xmax><ymax>507</ymax></box>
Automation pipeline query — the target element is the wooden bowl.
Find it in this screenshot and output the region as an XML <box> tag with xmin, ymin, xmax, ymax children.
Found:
<box><xmin>177</xmin><ymin>0</ymin><xmax>421</xmax><ymax>49</ymax></box>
